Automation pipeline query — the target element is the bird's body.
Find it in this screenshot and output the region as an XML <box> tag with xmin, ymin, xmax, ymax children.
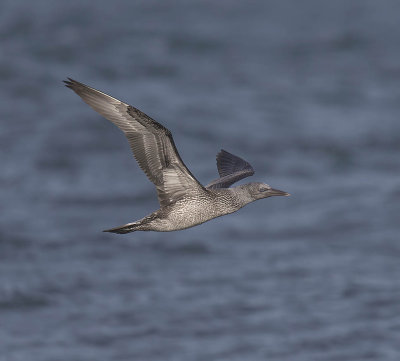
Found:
<box><xmin>64</xmin><ymin>79</ymin><xmax>289</xmax><ymax>233</ymax></box>
<box><xmin>109</xmin><ymin>187</ymin><xmax>251</xmax><ymax>233</ymax></box>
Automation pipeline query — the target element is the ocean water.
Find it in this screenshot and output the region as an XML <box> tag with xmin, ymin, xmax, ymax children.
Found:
<box><xmin>1</xmin><ymin>1</ymin><xmax>400</xmax><ymax>360</ymax></box>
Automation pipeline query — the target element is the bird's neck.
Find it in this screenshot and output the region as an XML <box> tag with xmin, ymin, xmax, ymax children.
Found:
<box><xmin>230</xmin><ymin>185</ymin><xmax>254</xmax><ymax>208</ymax></box>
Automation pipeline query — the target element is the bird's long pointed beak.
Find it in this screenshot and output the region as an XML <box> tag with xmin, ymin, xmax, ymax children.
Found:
<box><xmin>269</xmin><ymin>188</ymin><xmax>290</xmax><ymax>197</ymax></box>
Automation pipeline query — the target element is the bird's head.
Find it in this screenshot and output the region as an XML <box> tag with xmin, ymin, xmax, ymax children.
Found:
<box><xmin>240</xmin><ymin>182</ymin><xmax>290</xmax><ymax>201</ymax></box>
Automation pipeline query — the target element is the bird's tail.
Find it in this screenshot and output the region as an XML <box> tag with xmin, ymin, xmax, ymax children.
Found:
<box><xmin>103</xmin><ymin>222</ymin><xmax>140</xmax><ymax>234</ymax></box>
<box><xmin>103</xmin><ymin>213</ymin><xmax>158</xmax><ymax>234</ymax></box>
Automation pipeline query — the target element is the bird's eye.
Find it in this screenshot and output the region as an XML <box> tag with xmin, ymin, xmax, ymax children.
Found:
<box><xmin>259</xmin><ymin>187</ymin><xmax>268</xmax><ymax>192</ymax></box>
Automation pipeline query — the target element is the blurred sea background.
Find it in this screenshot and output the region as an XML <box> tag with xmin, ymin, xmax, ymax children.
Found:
<box><xmin>1</xmin><ymin>1</ymin><xmax>400</xmax><ymax>360</ymax></box>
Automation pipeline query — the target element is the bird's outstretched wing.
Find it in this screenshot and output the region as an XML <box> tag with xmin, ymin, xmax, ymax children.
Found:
<box><xmin>206</xmin><ymin>149</ymin><xmax>255</xmax><ymax>189</ymax></box>
<box><xmin>64</xmin><ymin>78</ymin><xmax>205</xmax><ymax>207</ymax></box>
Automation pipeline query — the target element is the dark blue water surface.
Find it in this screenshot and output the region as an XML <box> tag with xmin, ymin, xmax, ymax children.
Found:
<box><xmin>1</xmin><ymin>1</ymin><xmax>400</xmax><ymax>360</ymax></box>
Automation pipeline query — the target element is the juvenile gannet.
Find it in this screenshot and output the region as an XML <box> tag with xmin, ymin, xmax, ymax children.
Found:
<box><xmin>64</xmin><ymin>79</ymin><xmax>289</xmax><ymax>233</ymax></box>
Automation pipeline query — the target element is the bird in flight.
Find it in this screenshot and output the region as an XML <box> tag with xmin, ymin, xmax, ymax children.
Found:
<box><xmin>64</xmin><ymin>79</ymin><xmax>289</xmax><ymax>233</ymax></box>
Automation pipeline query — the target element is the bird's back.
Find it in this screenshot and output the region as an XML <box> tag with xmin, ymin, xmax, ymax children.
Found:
<box><xmin>133</xmin><ymin>187</ymin><xmax>243</xmax><ymax>231</ymax></box>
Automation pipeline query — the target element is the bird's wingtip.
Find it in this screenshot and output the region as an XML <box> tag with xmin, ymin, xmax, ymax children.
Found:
<box><xmin>63</xmin><ymin>78</ymin><xmax>73</xmax><ymax>88</ymax></box>
<box><xmin>63</xmin><ymin>77</ymin><xmax>78</xmax><ymax>89</ymax></box>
